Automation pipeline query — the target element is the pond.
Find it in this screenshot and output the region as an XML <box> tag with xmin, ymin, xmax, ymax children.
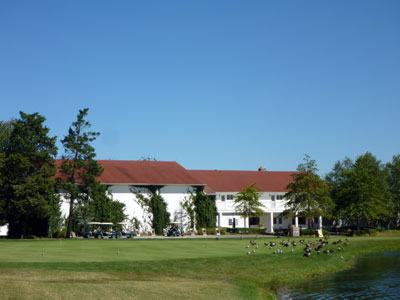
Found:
<box><xmin>278</xmin><ymin>251</ymin><xmax>400</xmax><ymax>300</ymax></box>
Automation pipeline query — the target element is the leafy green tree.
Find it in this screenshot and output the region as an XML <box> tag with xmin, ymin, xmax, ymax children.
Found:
<box><xmin>59</xmin><ymin>108</ymin><xmax>104</xmax><ymax>238</ymax></box>
<box><xmin>0</xmin><ymin>120</ymin><xmax>14</xmax><ymax>226</ymax></box>
<box><xmin>130</xmin><ymin>185</ymin><xmax>170</xmax><ymax>234</ymax></box>
<box><xmin>386</xmin><ymin>154</ymin><xmax>400</xmax><ymax>228</ymax></box>
<box><xmin>191</xmin><ymin>186</ymin><xmax>217</xmax><ymax>229</ymax></box>
<box><xmin>0</xmin><ymin>112</ymin><xmax>59</xmax><ymax>237</ymax></box>
<box><xmin>282</xmin><ymin>155</ymin><xmax>334</xmax><ymax>228</ymax></box>
<box><xmin>181</xmin><ymin>194</ymin><xmax>196</xmax><ymax>230</ymax></box>
<box><xmin>326</xmin><ymin>152</ymin><xmax>390</xmax><ymax>229</ymax></box>
<box><xmin>234</xmin><ymin>184</ymin><xmax>264</xmax><ymax>228</ymax></box>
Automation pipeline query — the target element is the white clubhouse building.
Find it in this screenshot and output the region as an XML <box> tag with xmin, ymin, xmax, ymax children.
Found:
<box><xmin>1</xmin><ymin>160</ymin><xmax>316</xmax><ymax>235</ymax></box>
<box><xmin>60</xmin><ymin>160</ymin><xmax>307</xmax><ymax>233</ymax></box>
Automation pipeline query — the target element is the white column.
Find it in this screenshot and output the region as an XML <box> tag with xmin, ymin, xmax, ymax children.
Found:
<box><xmin>319</xmin><ymin>216</ymin><xmax>323</xmax><ymax>229</ymax></box>
<box><xmin>270</xmin><ymin>212</ymin><xmax>274</xmax><ymax>233</ymax></box>
<box><xmin>295</xmin><ymin>216</ymin><xmax>299</xmax><ymax>227</ymax></box>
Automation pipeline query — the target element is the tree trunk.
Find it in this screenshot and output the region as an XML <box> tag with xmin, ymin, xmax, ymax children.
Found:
<box><xmin>66</xmin><ymin>197</ymin><xmax>74</xmax><ymax>238</ymax></box>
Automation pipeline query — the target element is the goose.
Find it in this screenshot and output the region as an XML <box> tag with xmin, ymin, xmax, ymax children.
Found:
<box><xmin>304</xmin><ymin>252</ymin><xmax>311</xmax><ymax>257</ymax></box>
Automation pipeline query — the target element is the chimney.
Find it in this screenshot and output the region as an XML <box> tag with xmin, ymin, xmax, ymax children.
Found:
<box><xmin>258</xmin><ymin>166</ymin><xmax>266</xmax><ymax>172</ymax></box>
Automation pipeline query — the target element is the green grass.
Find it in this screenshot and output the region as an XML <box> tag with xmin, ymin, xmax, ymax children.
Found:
<box><xmin>0</xmin><ymin>236</ymin><xmax>399</xmax><ymax>299</ymax></box>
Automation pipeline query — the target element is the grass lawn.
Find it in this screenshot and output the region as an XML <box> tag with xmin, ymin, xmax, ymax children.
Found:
<box><xmin>0</xmin><ymin>235</ymin><xmax>399</xmax><ymax>299</ymax></box>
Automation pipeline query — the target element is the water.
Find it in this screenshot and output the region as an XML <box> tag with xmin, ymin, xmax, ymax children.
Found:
<box><xmin>278</xmin><ymin>252</ymin><xmax>400</xmax><ymax>300</ymax></box>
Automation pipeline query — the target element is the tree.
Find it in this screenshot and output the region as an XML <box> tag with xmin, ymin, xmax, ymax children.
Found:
<box><xmin>234</xmin><ymin>184</ymin><xmax>264</xmax><ymax>228</ymax></box>
<box><xmin>191</xmin><ymin>186</ymin><xmax>217</xmax><ymax>229</ymax></box>
<box><xmin>181</xmin><ymin>193</ymin><xmax>196</xmax><ymax>230</ymax></box>
<box><xmin>0</xmin><ymin>112</ymin><xmax>59</xmax><ymax>237</ymax></box>
<box><xmin>0</xmin><ymin>120</ymin><xmax>14</xmax><ymax>226</ymax></box>
<box><xmin>282</xmin><ymin>155</ymin><xmax>334</xmax><ymax>228</ymax></box>
<box><xmin>326</xmin><ymin>152</ymin><xmax>390</xmax><ymax>229</ymax></box>
<box><xmin>387</xmin><ymin>155</ymin><xmax>400</xmax><ymax>228</ymax></box>
<box><xmin>130</xmin><ymin>185</ymin><xmax>170</xmax><ymax>235</ymax></box>
<box><xmin>70</xmin><ymin>183</ymin><xmax>126</xmax><ymax>235</ymax></box>
<box><xmin>59</xmin><ymin>108</ymin><xmax>104</xmax><ymax>238</ymax></box>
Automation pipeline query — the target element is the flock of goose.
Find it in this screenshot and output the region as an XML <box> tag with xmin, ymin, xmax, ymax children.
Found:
<box><xmin>245</xmin><ymin>237</ymin><xmax>350</xmax><ymax>257</ymax></box>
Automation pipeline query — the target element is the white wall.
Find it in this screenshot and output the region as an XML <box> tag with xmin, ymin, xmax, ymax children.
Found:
<box><xmin>60</xmin><ymin>184</ymin><xmax>196</xmax><ymax>233</ymax></box>
<box><xmin>0</xmin><ymin>224</ymin><xmax>8</xmax><ymax>236</ymax></box>
<box><xmin>60</xmin><ymin>187</ymin><xmax>293</xmax><ymax>233</ymax></box>
<box><xmin>216</xmin><ymin>192</ymin><xmax>291</xmax><ymax>231</ymax></box>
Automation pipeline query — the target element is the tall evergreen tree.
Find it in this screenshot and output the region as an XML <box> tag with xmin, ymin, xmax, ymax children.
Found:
<box><xmin>192</xmin><ymin>186</ymin><xmax>217</xmax><ymax>229</ymax></box>
<box><xmin>59</xmin><ymin>108</ymin><xmax>104</xmax><ymax>238</ymax></box>
<box><xmin>0</xmin><ymin>113</ymin><xmax>59</xmax><ymax>237</ymax></box>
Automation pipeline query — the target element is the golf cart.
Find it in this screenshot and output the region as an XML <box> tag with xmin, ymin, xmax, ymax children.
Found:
<box><xmin>167</xmin><ymin>222</ymin><xmax>184</xmax><ymax>237</ymax></box>
<box><xmin>118</xmin><ymin>222</ymin><xmax>136</xmax><ymax>238</ymax></box>
<box><xmin>84</xmin><ymin>222</ymin><xmax>116</xmax><ymax>238</ymax></box>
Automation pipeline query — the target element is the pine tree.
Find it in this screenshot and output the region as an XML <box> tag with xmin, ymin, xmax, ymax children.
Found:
<box><xmin>59</xmin><ymin>108</ymin><xmax>104</xmax><ymax>238</ymax></box>
<box><xmin>0</xmin><ymin>112</ymin><xmax>59</xmax><ymax>237</ymax></box>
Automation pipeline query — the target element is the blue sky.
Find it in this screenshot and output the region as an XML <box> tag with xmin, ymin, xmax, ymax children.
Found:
<box><xmin>1</xmin><ymin>1</ymin><xmax>399</xmax><ymax>175</ymax></box>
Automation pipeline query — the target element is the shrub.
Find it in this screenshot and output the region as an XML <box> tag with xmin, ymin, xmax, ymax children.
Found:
<box><xmin>226</xmin><ymin>228</ymin><xmax>267</xmax><ymax>235</ymax></box>
<box><xmin>322</xmin><ymin>229</ymin><xmax>330</xmax><ymax>237</ymax></box>
<box><xmin>206</xmin><ymin>228</ymin><xmax>216</xmax><ymax>235</ymax></box>
<box><xmin>300</xmin><ymin>229</ymin><xmax>316</xmax><ymax>236</ymax></box>
<box><xmin>219</xmin><ymin>227</ymin><xmax>227</xmax><ymax>235</ymax></box>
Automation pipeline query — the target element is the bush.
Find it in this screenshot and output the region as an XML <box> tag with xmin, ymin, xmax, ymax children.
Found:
<box><xmin>300</xmin><ymin>229</ymin><xmax>317</xmax><ymax>236</ymax></box>
<box><xmin>300</xmin><ymin>229</ymin><xmax>331</xmax><ymax>237</ymax></box>
<box><xmin>206</xmin><ymin>228</ymin><xmax>216</xmax><ymax>235</ymax></box>
<box><xmin>226</xmin><ymin>228</ymin><xmax>267</xmax><ymax>235</ymax></box>
<box><xmin>219</xmin><ymin>227</ymin><xmax>227</xmax><ymax>235</ymax></box>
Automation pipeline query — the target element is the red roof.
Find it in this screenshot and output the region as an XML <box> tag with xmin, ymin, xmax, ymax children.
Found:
<box><xmin>56</xmin><ymin>160</ymin><xmax>205</xmax><ymax>186</ymax></box>
<box><xmin>55</xmin><ymin>160</ymin><xmax>296</xmax><ymax>192</ymax></box>
<box><xmin>187</xmin><ymin>170</ymin><xmax>296</xmax><ymax>194</ymax></box>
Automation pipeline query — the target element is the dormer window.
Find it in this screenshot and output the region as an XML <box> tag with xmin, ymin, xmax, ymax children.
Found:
<box><xmin>221</xmin><ymin>195</ymin><xmax>226</xmax><ymax>201</ymax></box>
<box><xmin>227</xmin><ymin>194</ymin><xmax>234</xmax><ymax>200</ymax></box>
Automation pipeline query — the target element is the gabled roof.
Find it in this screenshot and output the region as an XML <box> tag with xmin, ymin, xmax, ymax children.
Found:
<box><xmin>187</xmin><ymin>170</ymin><xmax>296</xmax><ymax>194</ymax></box>
<box><xmin>56</xmin><ymin>160</ymin><xmax>205</xmax><ymax>186</ymax></box>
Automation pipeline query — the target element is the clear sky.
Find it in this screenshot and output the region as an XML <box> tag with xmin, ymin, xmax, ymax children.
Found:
<box><xmin>0</xmin><ymin>1</ymin><xmax>399</xmax><ymax>176</ymax></box>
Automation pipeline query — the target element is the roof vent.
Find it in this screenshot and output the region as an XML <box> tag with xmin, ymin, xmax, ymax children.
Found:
<box><xmin>258</xmin><ymin>166</ymin><xmax>266</xmax><ymax>172</ymax></box>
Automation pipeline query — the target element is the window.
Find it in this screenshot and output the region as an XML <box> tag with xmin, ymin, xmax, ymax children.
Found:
<box><xmin>271</xmin><ymin>195</ymin><xmax>275</xmax><ymax>201</ymax></box>
<box><xmin>273</xmin><ymin>218</ymin><xmax>277</xmax><ymax>224</ymax></box>
<box><xmin>229</xmin><ymin>218</ymin><xmax>238</xmax><ymax>226</ymax></box>
<box><xmin>221</xmin><ymin>195</ymin><xmax>225</xmax><ymax>201</ymax></box>
<box><xmin>279</xmin><ymin>218</ymin><xmax>282</xmax><ymax>224</ymax></box>
<box><xmin>249</xmin><ymin>217</ymin><xmax>260</xmax><ymax>226</ymax></box>
<box><xmin>227</xmin><ymin>194</ymin><xmax>234</xmax><ymax>200</ymax></box>
<box><xmin>276</xmin><ymin>195</ymin><xmax>284</xmax><ymax>200</ymax></box>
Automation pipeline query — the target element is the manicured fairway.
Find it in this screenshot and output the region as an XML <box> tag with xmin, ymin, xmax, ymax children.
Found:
<box><xmin>0</xmin><ymin>236</ymin><xmax>399</xmax><ymax>299</ymax></box>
